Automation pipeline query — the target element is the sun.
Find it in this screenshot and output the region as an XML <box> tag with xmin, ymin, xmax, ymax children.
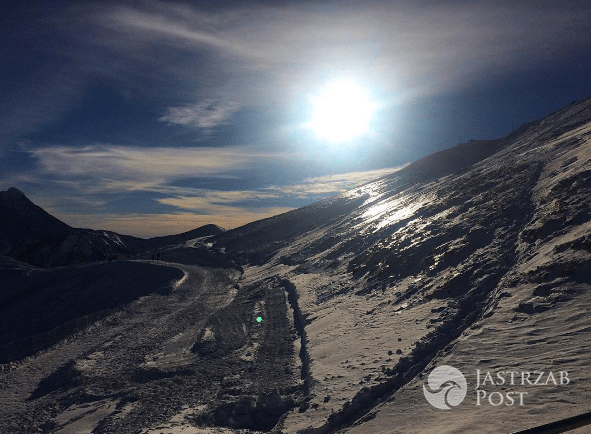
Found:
<box><xmin>310</xmin><ymin>80</ymin><xmax>375</xmax><ymax>143</ymax></box>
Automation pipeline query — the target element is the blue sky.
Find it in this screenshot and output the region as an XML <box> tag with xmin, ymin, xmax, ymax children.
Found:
<box><xmin>1</xmin><ymin>0</ymin><xmax>590</xmax><ymax>237</ymax></box>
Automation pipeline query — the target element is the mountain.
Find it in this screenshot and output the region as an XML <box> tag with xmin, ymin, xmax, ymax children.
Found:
<box><xmin>1</xmin><ymin>97</ymin><xmax>591</xmax><ymax>433</ymax></box>
<box><xmin>0</xmin><ymin>187</ymin><xmax>129</xmax><ymax>267</ymax></box>
<box><xmin>204</xmin><ymin>96</ymin><xmax>591</xmax><ymax>432</ymax></box>
<box><xmin>0</xmin><ymin>187</ymin><xmax>72</xmax><ymax>251</ymax></box>
<box><xmin>0</xmin><ymin>189</ymin><xmax>224</xmax><ymax>268</ymax></box>
<box><xmin>119</xmin><ymin>224</ymin><xmax>224</xmax><ymax>253</ymax></box>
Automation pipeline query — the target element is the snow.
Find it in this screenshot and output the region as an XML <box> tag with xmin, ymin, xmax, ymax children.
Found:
<box><xmin>1</xmin><ymin>97</ymin><xmax>591</xmax><ymax>433</ymax></box>
<box><xmin>54</xmin><ymin>399</ymin><xmax>120</xmax><ymax>434</ymax></box>
<box><xmin>345</xmin><ymin>286</ymin><xmax>591</xmax><ymax>434</ymax></box>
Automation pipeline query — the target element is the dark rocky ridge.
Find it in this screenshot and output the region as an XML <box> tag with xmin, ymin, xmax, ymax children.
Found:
<box><xmin>0</xmin><ymin>188</ymin><xmax>224</xmax><ymax>268</ymax></box>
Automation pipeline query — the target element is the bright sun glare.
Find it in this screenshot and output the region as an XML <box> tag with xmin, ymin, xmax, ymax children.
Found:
<box><xmin>310</xmin><ymin>80</ymin><xmax>375</xmax><ymax>143</ymax></box>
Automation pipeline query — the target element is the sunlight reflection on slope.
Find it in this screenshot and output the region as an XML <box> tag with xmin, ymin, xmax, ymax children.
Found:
<box><xmin>375</xmin><ymin>201</ymin><xmax>424</xmax><ymax>230</ymax></box>
<box><xmin>342</xmin><ymin>177</ymin><xmax>397</xmax><ymax>203</ymax></box>
<box><xmin>359</xmin><ymin>193</ymin><xmax>432</xmax><ymax>232</ymax></box>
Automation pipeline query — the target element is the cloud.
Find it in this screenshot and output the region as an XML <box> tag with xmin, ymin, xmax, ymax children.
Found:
<box><xmin>4</xmin><ymin>0</ymin><xmax>588</xmax><ymax>155</ymax></box>
<box><xmin>156</xmin><ymin>189</ymin><xmax>280</xmax><ymax>213</ymax></box>
<box><xmin>159</xmin><ymin>99</ymin><xmax>241</xmax><ymax>131</ymax></box>
<box><xmin>94</xmin><ymin>1</ymin><xmax>591</xmax><ymax>103</ymax></box>
<box><xmin>25</xmin><ymin>144</ymin><xmax>402</xmax><ymax>204</ymax></box>
<box><xmin>113</xmin><ymin>166</ymin><xmax>405</xmax><ymax>235</ymax></box>
<box><xmin>265</xmin><ymin>165</ymin><xmax>407</xmax><ymax>199</ymax></box>
<box><xmin>27</xmin><ymin>144</ymin><xmax>274</xmax><ymax>193</ymax></box>
<box><xmin>21</xmin><ymin>144</ymin><xmax>406</xmax><ymax>236</ymax></box>
<box><xmin>150</xmin><ymin>166</ymin><xmax>406</xmax><ymax>215</ymax></box>
<box><xmin>3</xmin><ymin>0</ymin><xmax>590</xmax><ymax>155</ymax></box>
<box><xmin>139</xmin><ymin>165</ymin><xmax>406</xmax><ymax>231</ymax></box>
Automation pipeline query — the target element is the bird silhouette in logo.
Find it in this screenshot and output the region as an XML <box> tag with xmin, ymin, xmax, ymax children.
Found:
<box><xmin>423</xmin><ymin>365</ymin><xmax>467</xmax><ymax>410</ymax></box>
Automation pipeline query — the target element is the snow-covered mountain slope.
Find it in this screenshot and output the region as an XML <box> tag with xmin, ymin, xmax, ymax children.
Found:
<box><xmin>209</xmin><ymin>97</ymin><xmax>591</xmax><ymax>433</ymax></box>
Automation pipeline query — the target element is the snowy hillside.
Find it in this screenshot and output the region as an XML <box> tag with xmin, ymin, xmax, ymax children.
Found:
<box><xmin>1</xmin><ymin>97</ymin><xmax>591</xmax><ymax>433</ymax></box>
<box><xmin>207</xmin><ymin>97</ymin><xmax>591</xmax><ymax>433</ymax></box>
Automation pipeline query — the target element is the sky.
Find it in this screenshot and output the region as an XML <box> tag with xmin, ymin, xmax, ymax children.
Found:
<box><xmin>1</xmin><ymin>0</ymin><xmax>590</xmax><ymax>237</ymax></box>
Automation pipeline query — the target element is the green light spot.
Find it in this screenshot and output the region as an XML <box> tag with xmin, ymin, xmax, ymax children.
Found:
<box><xmin>256</xmin><ymin>316</ymin><xmax>262</xmax><ymax>323</ymax></box>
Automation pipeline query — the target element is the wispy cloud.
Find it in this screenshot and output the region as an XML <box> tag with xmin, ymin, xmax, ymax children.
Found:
<box><xmin>21</xmin><ymin>143</ymin><xmax>406</xmax><ymax>236</ymax></box>
<box><xmin>22</xmin><ymin>143</ymin><xmax>294</xmax><ymax>232</ymax></box>
<box><xmin>4</xmin><ymin>0</ymin><xmax>588</xmax><ymax>156</ymax></box>
<box><xmin>2</xmin><ymin>0</ymin><xmax>590</xmax><ymax>155</ymax></box>
<box><xmin>265</xmin><ymin>166</ymin><xmax>407</xmax><ymax>199</ymax></box>
<box><xmin>26</xmin><ymin>144</ymin><xmax>401</xmax><ymax>202</ymax></box>
<box><xmin>156</xmin><ymin>189</ymin><xmax>280</xmax><ymax>213</ymax></box>
<box><xmin>96</xmin><ymin>1</ymin><xmax>591</xmax><ymax>102</ymax></box>
<box><xmin>149</xmin><ymin>166</ymin><xmax>406</xmax><ymax>215</ymax></box>
<box><xmin>159</xmin><ymin>99</ymin><xmax>241</xmax><ymax>131</ymax></box>
<box><xmin>27</xmin><ymin>144</ymin><xmax>272</xmax><ymax>193</ymax></box>
<box><xmin>142</xmin><ymin>165</ymin><xmax>405</xmax><ymax>224</ymax></box>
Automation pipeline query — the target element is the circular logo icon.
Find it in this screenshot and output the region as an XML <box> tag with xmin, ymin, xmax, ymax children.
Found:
<box><xmin>423</xmin><ymin>365</ymin><xmax>467</xmax><ymax>410</ymax></box>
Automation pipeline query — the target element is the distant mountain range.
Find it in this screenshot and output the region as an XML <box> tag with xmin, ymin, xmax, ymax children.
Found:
<box><xmin>0</xmin><ymin>187</ymin><xmax>223</xmax><ymax>268</ymax></box>
<box><xmin>0</xmin><ymin>131</ymin><xmax>504</xmax><ymax>269</ymax></box>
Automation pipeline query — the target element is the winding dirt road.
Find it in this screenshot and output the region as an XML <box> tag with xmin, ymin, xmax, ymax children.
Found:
<box><xmin>0</xmin><ymin>262</ymin><xmax>301</xmax><ymax>433</ymax></box>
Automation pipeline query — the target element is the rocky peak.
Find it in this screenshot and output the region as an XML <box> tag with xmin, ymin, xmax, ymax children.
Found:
<box><xmin>1</xmin><ymin>187</ymin><xmax>32</xmax><ymax>207</ymax></box>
